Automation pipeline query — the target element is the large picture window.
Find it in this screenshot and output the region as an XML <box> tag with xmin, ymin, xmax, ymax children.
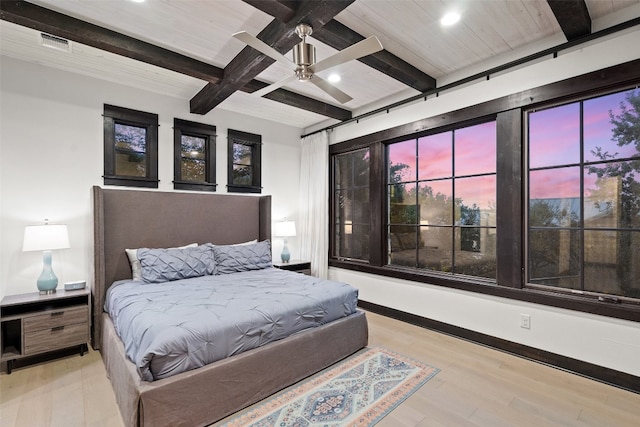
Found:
<box><xmin>387</xmin><ymin>121</ymin><xmax>497</xmax><ymax>279</ymax></box>
<box><xmin>103</xmin><ymin>104</ymin><xmax>158</xmax><ymax>188</ymax></box>
<box><xmin>527</xmin><ymin>88</ymin><xmax>640</xmax><ymax>298</ymax></box>
<box><xmin>328</xmin><ymin>60</ymin><xmax>639</xmax><ymax>321</ymax></box>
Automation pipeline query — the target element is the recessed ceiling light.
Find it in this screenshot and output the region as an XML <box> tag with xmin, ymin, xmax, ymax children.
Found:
<box><xmin>130</xmin><ymin>0</ymin><xmax>145</xmax><ymax>3</ymax></box>
<box><xmin>441</xmin><ymin>12</ymin><xmax>460</xmax><ymax>27</ymax></box>
<box><xmin>328</xmin><ymin>74</ymin><xmax>341</xmax><ymax>83</ymax></box>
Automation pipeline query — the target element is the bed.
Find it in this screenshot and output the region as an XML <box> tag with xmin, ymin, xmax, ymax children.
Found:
<box><xmin>92</xmin><ymin>186</ymin><xmax>368</xmax><ymax>427</ymax></box>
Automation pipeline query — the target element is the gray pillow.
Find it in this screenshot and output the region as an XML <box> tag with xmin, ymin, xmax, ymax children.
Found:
<box><xmin>126</xmin><ymin>243</ymin><xmax>197</xmax><ymax>281</ymax></box>
<box><xmin>213</xmin><ymin>240</ymin><xmax>272</xmax><ymax>275</ymax></box>
<box><xmin>138</xmin><ymin>244</ymin><xmax>216</xmax><ymax>283</ymax></box>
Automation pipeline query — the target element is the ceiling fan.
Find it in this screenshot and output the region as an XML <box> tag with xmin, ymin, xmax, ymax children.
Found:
<box><xmin>233</xmin><ymin>24</ymin><xmax>383</xmax><ymax>104</ymax></box>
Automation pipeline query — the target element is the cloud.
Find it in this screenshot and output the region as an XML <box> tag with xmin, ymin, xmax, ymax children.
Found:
<box><xmin>530</xmin><ymin>167</ymin><xmax>580</xmax><ymax>199</ymax></box>
<box><xmin>529</xmin><ymin>104</ymin><xmax>580</xmax><ymax>168</ymax></box>
<box><xmin>455</xmin><ymin>175</ymin><xmax>496</xmax><ymax>209</ymax></box>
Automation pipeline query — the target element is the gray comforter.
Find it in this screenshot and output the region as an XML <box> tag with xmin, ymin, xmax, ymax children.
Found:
<box><xmin>105</xmin><ymin>268</ymin><xmax>358</xmax><ymax>381</ymax></box>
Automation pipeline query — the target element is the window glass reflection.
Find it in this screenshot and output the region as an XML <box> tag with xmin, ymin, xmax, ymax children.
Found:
<box><xmin>115</xmin><ymin>123</ymin><xmax>147</xmax><ymax>177</ymax></box>
<box><xmin>388</xmin><ymin>140</ymin><xmax>416</xmax><ymax>183</ymax></box>
<box><xmin>455</xmin><ymin>122</ymin><xmax>496</xmax><ymax>176</ymax></box>
<box><xmin>529</xmin><ymin>103</ymin><xmax>580</xmax><ymax>168</ymax></box>
<box><xmin>418</xmin><ymin>132</ymin><xmax>451</xmax><ymax>180</ymax></box>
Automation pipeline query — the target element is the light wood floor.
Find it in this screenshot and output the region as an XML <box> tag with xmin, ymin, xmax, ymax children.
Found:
<box><xmin>1</xmin><ymin>311</ymin><xmax>638</xmax><ymax>426</ymax></box>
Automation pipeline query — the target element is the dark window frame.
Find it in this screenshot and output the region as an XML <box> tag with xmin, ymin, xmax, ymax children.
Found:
<box><xmin>173</xmin><ymin>118</ymin><xmax>217</xmax><ymax>192</ymax></box>
<box><xmin>328</xmin><ymin>59</ymin><xmax>640</xmax><ymax>322</ymax></box>
<box><xmin>103</xmin><ymin>104</ymin><xmax>159</xmax><ymax>188</ymax></box>
<box><xmin>227</xmin><ymin>129</ymin><xmax>262</xmax><ymax>193</ymax></box>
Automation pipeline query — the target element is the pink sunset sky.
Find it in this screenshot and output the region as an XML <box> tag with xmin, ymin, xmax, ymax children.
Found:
<box><xmin>389</xmin><ymin>88</ymin><xmax>637</xmax><ymax>203</ymax></box>
<box><xmin>389</xmin><ymin>121</ymin><xmax>496</xmax><ymax>181</ymax></box>
<box><xmin>388</xmin><ymin>121</ymin><xmax>497</xmax><ymax>210</ymax></box>
<box><xmin>530</xmin><ymin>89</ymin><xmax>636</xmax><ymax>199</ymax></box>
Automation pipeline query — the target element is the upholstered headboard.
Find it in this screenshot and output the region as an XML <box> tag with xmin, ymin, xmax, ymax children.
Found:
<box><xmin>91</xmin><ymin>186</ymin><xmax>271</xmax><ymax>349</ymax></box>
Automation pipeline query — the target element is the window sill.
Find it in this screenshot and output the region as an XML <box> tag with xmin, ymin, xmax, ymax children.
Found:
<box><xmin>173</xmin><ymin>181</ymin><xmax>217</xmax><ymax>192</ymax></box>
<box><xmin>329</xmin><ymin>259</ymin><xmax>640</xmax><ymax>322</ymax></box>
<box><xmin>227</xmin><ymin>184</ymin><xmax>262</xmax><ymax>194</ymax></box>
<box><xmin>103</xmin><ymin>175</ymin><xmax>159</xmax><ymax>188</ymax></box>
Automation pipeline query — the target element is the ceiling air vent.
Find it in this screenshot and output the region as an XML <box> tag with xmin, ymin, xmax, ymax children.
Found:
<box><xmin>40</xmin><ymin>33</ymin><xmax>71</xmax><ymax>52</ymax></box>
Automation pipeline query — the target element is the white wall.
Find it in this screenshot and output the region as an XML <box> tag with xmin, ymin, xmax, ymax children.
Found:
<box><xmin>0</xmin><ymin>56</ymin><xmax>302</xmax><ymax>299</ymax></box>
<box><xmin>327</xmin><ymin>27</ymin><xmax>640</xmax><ymax>376</ymax></box>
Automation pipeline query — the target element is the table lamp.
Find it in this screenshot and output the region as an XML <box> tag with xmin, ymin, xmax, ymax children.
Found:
<box><xmin>274</xmin><ymin>220</ymin><xmax>296</xmax><ymax>263</ymax></box>
<box><xmin>23</xmin><ymin>221</ymin><xmax>70</xmax><ymax>294</ymax></box>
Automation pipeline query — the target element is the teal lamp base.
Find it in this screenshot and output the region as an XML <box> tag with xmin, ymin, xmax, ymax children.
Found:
<box><xmin>37</xmin><ymin>250</ymin><xmax>58</xmax><ymax>294</ymax></box>
<box><xmin>281</xmin><ymin>239</ymin><xmax>291</xmax><ymax>263</ymax></box>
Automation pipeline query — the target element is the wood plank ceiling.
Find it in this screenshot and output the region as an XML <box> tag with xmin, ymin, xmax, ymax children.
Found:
<box><xmin>1</xmin><ymin>0</ymin><xmax>639</xmax><ymax>129</ymax></box>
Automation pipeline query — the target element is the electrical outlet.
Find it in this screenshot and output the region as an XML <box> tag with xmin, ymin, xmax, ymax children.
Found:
<box><xmin>520</xmin><ymin>314</ymin><xmax>531</xmax><ymax>329</ymax></box>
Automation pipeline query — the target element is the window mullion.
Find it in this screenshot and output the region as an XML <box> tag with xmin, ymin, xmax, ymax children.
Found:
<box><xmin>370</xmin><ymin>142</ymin><xmax>385</xmax><ymax>266</ymax></box>
<box><xmin>496</xmin><ymin>109</ymin><xmax>524</xmax><ymax>288</ymax></box>
<box><xmin>579</xmin><ymin>101</ymin><xmax>585</xmax><ymax>292</ymax></box>
<box><xmin>451</xmin><ymin>132</ymin><xmax>456</xmax><ymax>273</ymax></box>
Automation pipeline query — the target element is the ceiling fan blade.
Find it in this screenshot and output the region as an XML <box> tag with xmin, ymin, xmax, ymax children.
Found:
<box><xmin>251</xmin><ymin>74</ymin><xmax>298</xmax><ymax>98</ymax></box>
<box><xmin>311</xmin><ymin>35</ymin><xmax>383</xmax><ymax>74</ymax></box>
<box><xmin>310</xmin><ymin>75</ymin><xmax>353</xmax><ymax>104</ymax></box>
<box><xmin>232</xmin><ymin>31</ymin><xmax>293</xmax><ymax>66</ymax></box>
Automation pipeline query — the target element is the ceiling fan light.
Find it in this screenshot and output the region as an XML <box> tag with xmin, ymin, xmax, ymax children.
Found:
<box><xmin>295</xmin><ymin>66</ymin><xmax>313</xmax><ymax>82</ymax></box>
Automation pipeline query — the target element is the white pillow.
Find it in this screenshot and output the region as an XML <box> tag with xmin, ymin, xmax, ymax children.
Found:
<box><xmin>126</xmin><ymin>243</ymin><xmax>197</xmax><ymax>281</ymax></box>
<box><xmin>207</xmin><ymin>239</ymin><xmax>258</xmax><ymax>247</ymax></box>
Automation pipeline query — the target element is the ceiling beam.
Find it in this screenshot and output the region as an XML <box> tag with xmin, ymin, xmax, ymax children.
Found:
<box><xmin>0</xmin><ymin>0</ymin><xmax>351</xmax><ymax>121</ymax></box>
<box><xmin>242</xmin><ymin>0</ymin><xmax>297</xmax><ymax>22</ymax></box>
<box><xmin>0</xmin><ymin>0</ymin><xmax>224</xmax><ymax>83</ymax></box>
<box><xmin>547</xmin><ymin>0</ymin><xmax>591</xmax><ymax>41</ymax></box>
<box><xmin>190</xmin><ymin>0</ymin><xmax>355</xmax><ymax>115</ymax></box>
<box><xmin>244</xmin><ymin>80</ymin><xmax>351</xmax><ymax>120</ymax></box>
<box><xmin>312</xmin><ymin>19</ymin><xmax>436</xmax><ymax>92</ymax></box>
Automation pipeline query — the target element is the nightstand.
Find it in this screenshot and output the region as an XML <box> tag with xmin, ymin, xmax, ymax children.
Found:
<box><xmin>0</xmin><ymin>288</ymin><xmax>90</xmax><ymax>374</ymax></box>
<box><xmin>273</xmin><ymin>260</ymin><xmax>312</xmax><ymax>275</ymax></box>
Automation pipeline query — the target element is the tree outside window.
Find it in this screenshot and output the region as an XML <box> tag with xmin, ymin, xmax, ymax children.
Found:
<box><xmin>227</xmin><ymin>129</ymin><xmax>261</xmax><ymax>193</ymax></box>
<box><xmin>173</xmin><ymin>119</ymin><xmax>216</xmax><ymax>192</ymax></box>
<box><xmin>387</xmin><ymin>121</ymin><xmax>497</xmax><ymax>280</ymax></box>
<box><xmin>527</xmin><ymin>88</ymin><xmax>640</xmax><ymax>298</ymax></box>
<box><xmin>103</xmin><ymin>104</ymin><xmax>158</xmax><ymax>188</ymax></box>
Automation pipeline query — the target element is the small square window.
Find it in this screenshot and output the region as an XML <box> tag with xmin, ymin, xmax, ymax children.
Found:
<box><xmin>173</xmin><ymin>119</ymin><xmax>217</xmax><ymax>192</ymax></box>
<box><xmin>227</xmin><ymin>129</ymin><xmax>261</xmax><ymax>193</ymax></box>
<box><xmin>103</xmin><ymin>104</ymin><xmax>158</xmax><ymax>188</ymax></box>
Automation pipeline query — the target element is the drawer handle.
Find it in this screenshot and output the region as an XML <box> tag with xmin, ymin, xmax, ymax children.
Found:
<box><xmin>51</xmin><ymin>312</ymin><xmax>64</xmax><ymax>317</ymax></box>
<box><xmin>52</xmin><ymin>326</ymin><xmax>65</xmax><ymax>332</ymax></box>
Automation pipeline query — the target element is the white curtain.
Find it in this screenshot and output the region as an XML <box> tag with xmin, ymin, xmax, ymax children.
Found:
<box><xmin>298</xmin><ymin>131</ymin><xmax>329</xmax><ymax>279</ymax></box>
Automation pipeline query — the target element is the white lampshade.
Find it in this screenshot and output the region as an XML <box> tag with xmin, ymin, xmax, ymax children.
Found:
<box><xmin>23</xmin><ymin>224</ymin><xmax>70</xmax><ymax>252</ymax></box>
<box><xmin>273</xmin><ymin>220</ymin><xmax>296</xmax><ymax>237</ymax></box>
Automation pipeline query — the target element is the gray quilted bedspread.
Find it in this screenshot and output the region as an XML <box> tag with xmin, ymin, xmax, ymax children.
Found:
<box><xmin>105</xmin><ymin>268</ymin><xmax>358</xmax><ymax>381</ymax></box>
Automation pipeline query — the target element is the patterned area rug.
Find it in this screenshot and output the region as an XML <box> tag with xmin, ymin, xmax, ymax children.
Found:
<box><xmin>219</xmin><ymin>346</ymin><xmax>440</xmax><ymax>427</ymax></box>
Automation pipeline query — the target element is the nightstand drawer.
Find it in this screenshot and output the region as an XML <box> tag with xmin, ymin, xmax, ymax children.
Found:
<box><xmin>23</xmin><ymin>306</ymin><xmax>89</xmax><ymax>332</ymax></box>
<box><xmin>24</xmin><ymin>323</ymin><xmax>89</xmax><ymax>355</ymax></box>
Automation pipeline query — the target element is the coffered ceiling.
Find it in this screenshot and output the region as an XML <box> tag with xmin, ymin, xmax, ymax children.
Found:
<box><xmin>1</xmin><ymin>0</ymin><xmax>639</xmax><ymax>129</ymax></box>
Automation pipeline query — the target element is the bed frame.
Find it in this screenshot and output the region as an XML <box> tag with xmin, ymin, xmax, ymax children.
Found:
<box><xmin>92</xmin><ymin>186</ymin><xmax>368</xmax><ymax>426</ymax></box>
